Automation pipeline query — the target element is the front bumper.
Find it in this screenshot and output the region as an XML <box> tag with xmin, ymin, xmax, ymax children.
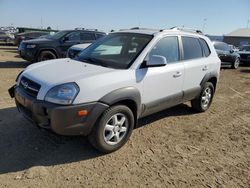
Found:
<box><xmin>18</xmin><ymin>45</ymin><xmax>37</xmax><ymax>62</ymax></box>
<box><xmin>12</xmin><ymin>86</ymin><xmax>109</xmax><ymax>136</ymax></box>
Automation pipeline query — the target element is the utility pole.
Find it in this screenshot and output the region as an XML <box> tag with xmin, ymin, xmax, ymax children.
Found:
<box><xmin>41</xmin><ymin>17</ymin><xmax>43</xmax><ymax>29</ymax></box>
<box><xmin>202</xmin><ymin>18</ymin><xmax>207</xmax><ymax>33</ymax></box>
<box><xmin>247</xmin><ymin>19</ymin><xmax>249</xmax><ymax>28</ymax></box>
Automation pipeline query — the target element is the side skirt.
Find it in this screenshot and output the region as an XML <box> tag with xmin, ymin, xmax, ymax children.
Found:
<box><xmin>140</xmin><ymin>87</ymin><xmax>201</xmax><ymax>118</ymax></box>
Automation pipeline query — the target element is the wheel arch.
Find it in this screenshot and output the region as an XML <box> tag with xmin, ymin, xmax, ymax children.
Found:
<box><xmin>36</xmin><ymin>48</ymin><xmax>58</xmax><ymax>60</ymax></box>
<box><xmin>200</xmin><ymin>72</ymin><xmax>218</xmax><ymax>91</ymax></box>
<box><xmin>99</xmin><ymin>87</ymin><xmax>141</xmax><ymax>124</ymax></box>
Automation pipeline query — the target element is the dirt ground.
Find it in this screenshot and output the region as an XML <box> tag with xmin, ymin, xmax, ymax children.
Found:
<box><xmin>0</xmin><ymin>46</ymin><xmax>249</xmax><ymax>188</ymax></box>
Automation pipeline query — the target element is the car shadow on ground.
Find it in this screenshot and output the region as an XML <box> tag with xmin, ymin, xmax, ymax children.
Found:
<box><xmin>4</xmin><ymin>50</ymin><xmax>19</xmax><ymax>54</ymax></box>
<box><xmin>0</xmin><ymin>104</ymin><xmax>194</xmax><ymax>174</ymax></box>
<box><xmin>0</xmin><ymin>61</ymin><xmax>30</xmax><ymax>68</ymax></box>
<box><xmin>136</xmin><ymin>103</ymin><xmax>193</xmax><ymax>129</ymax></box>
<box><xmin>0</xmin><ymin>47</ymin><xmax>17</xmax><ymax>51</ymax></box>
<box><xmin>240</xmin><ymin>69</ymin><xmax>250</xmax><ymax>73</ymax></box>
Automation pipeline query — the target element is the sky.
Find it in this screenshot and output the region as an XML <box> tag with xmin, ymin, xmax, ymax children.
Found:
<box><xmin>0</xmin><ymin>0</ymin><xmax>249</xmax><ymax>35</ymax></box>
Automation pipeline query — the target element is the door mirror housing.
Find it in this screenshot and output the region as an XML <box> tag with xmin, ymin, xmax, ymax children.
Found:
<box><xmin>146</xmin><ymin>55</ymin><xmax>167</xmax><ymax>67</ymax></box>
<box><xmin>229</xmin><ymin>49</ymin><xmax>234</xmax><ymax>53</ymax></box>
<box><xmin>62</xmin><ymin>36</ymin><xmax>69</xmax><ymax>42</ymax></box>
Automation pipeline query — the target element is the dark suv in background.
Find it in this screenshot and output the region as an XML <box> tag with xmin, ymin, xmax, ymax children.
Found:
<box><xmin>212</xmin><ymin>41</ymin><xmax>240</xmax><ymax>69</ymax></box>
<box><xmin>238</xmin><ymin>45</ymin><xmax>250</xmax><ymax>65</ymax></box>
<box><xmin>18</xmin><ymin>29</ymin><xmax>106</xmax><ymax>62</ymax></box>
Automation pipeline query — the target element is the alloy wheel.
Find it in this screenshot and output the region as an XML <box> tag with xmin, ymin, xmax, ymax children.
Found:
<box><xmin>103</xmin><ymin>113</ymin><xmax>128</xmax><ymax>145</ymax></box>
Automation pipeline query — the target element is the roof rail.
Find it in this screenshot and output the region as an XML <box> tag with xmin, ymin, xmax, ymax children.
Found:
<box><xmin>130</xmin><ymin>27</ymin><xmax>140</xmax><ymax>30</ymax></box>
<box><xmin>74</xmin><ymin>28</ymin><xmax>99</xmax><ymax>31</ymax></box>
<box><xmin>75</xmin><ymin>28</ymin><xmax>85</xmax><ymax>30</ymax></box>
<box><xmin>164</xmin><ymin>26</ymin><xmax>203</xmax><ymax>34</ymax></box>
<box><xmin>130</xmin><ymin>27</ymin><xmax>158</xmax><ymax>30</ymax></box>
<box><xmin>85</xmin><ymin>29</ymin><xmax>98</xmax><ymax>31</ymax></box>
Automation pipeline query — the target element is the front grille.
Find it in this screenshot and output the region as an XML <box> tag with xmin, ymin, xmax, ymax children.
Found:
<box><xmin>19</xmin><ymin>76</ymin><xmax>41</xmax><ymax>97</ymax></box>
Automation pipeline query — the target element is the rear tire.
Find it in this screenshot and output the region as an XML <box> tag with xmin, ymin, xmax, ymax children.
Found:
<box><xmin>231</xmin><ymin>57</ymin><xmax>240</xmax><ymax>69</ymax></box>
<box><xmin>88</xmin><ymin>105</ymin><xmax>134</xmax><ymax>153</ymax></box>
<box><xmin>37</xmin><ymin>50</ymin><xmax>57</xmax><ymax>62</ymax></box>
<box><xmin>191</xmin><ymin>82</ymin><xmax>214</xmax><ymax>112</ymax></box>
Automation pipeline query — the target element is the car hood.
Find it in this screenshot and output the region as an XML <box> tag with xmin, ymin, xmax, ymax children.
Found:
<box><xmin>22</xmin><ymin>37</ymin><xmax>55</xmax><ymax>44</ymax></box>
<box><xmin>20</xmin><ymin>58</ymin><xmax>137</xmax><ymax>103</ymax></box>
<box><xmin>22</xmin><ymin>58</ymin><xmax>115</xmax><ymax>86</ymax></box>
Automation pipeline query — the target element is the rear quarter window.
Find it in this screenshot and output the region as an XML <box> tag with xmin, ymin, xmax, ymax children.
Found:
<box><xmin>214</xmin><ymin>42</ymin><xmax>230</xmax><ymax>51</ymax></box>
<box><xmin>199</xmin><ymin>38</ymin><xmax>211</xmax><ymax>57</ymax></box>
<box><xmin>182</xmin><ymin>36</ymin><xmax>203</xmax><ymax>60</ymax></box>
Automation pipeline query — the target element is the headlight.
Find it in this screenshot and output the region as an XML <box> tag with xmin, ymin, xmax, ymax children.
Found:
<box><xmin>45</xmin><ymin>83</ymin><xmax>80</xmax><ymax>105</ymax></box>
<box><xmin>26</xmin><ymin>44</ymin><xmax>36</xmax><ymax>49</ymax></box>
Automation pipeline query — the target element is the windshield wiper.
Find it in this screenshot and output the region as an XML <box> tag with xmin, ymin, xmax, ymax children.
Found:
<box><xmin>80</xmin><ymin>57</ymin><xmax>95</xmax><ymax>64</ymax></box>
<box><xmin>80</xmin><ymin>57</ymin><xmax>108</xmax><ymax>68</ymax></box>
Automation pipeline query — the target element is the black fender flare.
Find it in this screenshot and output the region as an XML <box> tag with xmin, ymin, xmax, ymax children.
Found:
<box><xmin>200</xmin><ymin>71</ymin><xmax>218</xmax><ymax>89</ymax></box>
<box><xmin>99</xmin><ymin>87</ymin><xmax>141</xmax><ymax>117</ymax></box>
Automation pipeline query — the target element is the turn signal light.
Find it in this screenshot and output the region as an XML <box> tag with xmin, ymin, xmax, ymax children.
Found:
<box><xmin>78</xmin><ymin>110</ymin><xmax>88</xmax><ymax>117</ymax></box>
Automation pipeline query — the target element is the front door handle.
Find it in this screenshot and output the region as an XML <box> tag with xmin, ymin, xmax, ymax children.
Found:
<box><xmin>173</xmin><ymin>71</ymin><xmax>182</xmax><ymax>78</ymax></box>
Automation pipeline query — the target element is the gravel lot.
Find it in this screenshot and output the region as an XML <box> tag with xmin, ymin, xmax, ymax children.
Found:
<box><xmin>0</xmin><ymin>46</ymin><xmax>249</xmax><ymax>188</ymax></box>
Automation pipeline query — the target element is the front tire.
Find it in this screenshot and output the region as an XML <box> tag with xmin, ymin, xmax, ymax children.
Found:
<box><xmin>231</xmin><ymin>57</ymin><xmax>240</xmax><ymax>69</ymax></box>
<box><xmin>191</xmin><ymin>82</ymin><xmax>214</xmax><ymax>112</ymax></box>
<box><xmin>37</xmin><ymin>50</ymin><xmax>57</xmax><ymax>62</ymax></box>
<box><xmin>88</xmin><ymin>105</ymin><xmax>134</xmax><ymax>153</ymax></box>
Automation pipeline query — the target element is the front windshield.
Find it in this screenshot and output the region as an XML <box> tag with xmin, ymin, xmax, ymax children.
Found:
<box><xmin>45</xmin><ymin>31</ymin><xmax>68</xmax><ymax>40</ymax></box>
<box><xmin>77</xmin><ymin>33</ymin><xmax>152</xmax><ymax>69</ymax></box>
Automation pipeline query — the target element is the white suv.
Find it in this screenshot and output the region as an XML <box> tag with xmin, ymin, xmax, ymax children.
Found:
<box><xmin>9</xmin><ymin>27</ymin><xmax>221</xmax><ymax>153</ymax></box>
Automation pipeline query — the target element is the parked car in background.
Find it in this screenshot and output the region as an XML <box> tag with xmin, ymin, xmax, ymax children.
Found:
<box><xmin>14</xmin><ymin>31</ymin><xmax>50</xmax><ymax>46</ymax></box>
<box><xmin>67</xmin><ymin>43</ymin><xmax>91</xmax><ymax>58</ymax></box>
<box><xmin>238</xmin><ymin>45</ymin><xmax>250</xmax><ymax>65</ymax></box>
<box><xmin>228</xmin><ymin>44</ymin><xmax>239</xmax><ymax>52</ymax></box>
<box><xmin>9</xmin><ymin>27</ymin><xmax>220</xmax><ymax>153</ymax></box>
<box><xmin>0</xmin><ymin>31</ymin><xmax>15</xmax><ymax>44</ymax></box>
<box><xmin>212</xmin><ymin>41</ymin><xmax>240</xmax><ymax>69</ymax></box>
<box><xmin>18</xmin><ymin>29</ymin><xmax>106</xmax><ymax>62</ymax></box>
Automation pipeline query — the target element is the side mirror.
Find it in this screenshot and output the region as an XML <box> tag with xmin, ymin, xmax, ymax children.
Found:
<box><xmin>229</xmin><ymin>49</ymin><xmax>234</xmax><ymax>53</ymax></box>
<box><xmin>146</xmin><ymin>55</ymin><xmax>167</xmax><ymax>67</ymax></box>
<box><xmin>63</xmin><ymin>36</ymin><xmax>69</xmax><ymax>42</ymax></box>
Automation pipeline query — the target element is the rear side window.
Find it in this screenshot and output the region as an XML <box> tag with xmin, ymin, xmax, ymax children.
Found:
<box><xmin>182</xmin><ymin>37</ymin><xmax>203</xmax><ymax>60</ymax></box>
<box><xmin>81</xmin><ymin>33</ymin><xmax>95</xmax><ymax>41</ymax></box>
<box><xmin>214</xmin><ymin>42</ymin><xmax>230</xmax><ymax>51</ymax></box>
<box><xmin>199</xmin><ymin>38</ymin><xmax>211</xmax><ymax>57</ymax></box>
<box><xmin>149</xmin><ymin>36</ymin><xmax>179</xmax><ymax>63</ymax></box>
<box><xmin>240</xmin><ymin>46</ymin><xmax>250</xmax><ymax>51</ymax></box>
<box><xmin>67</xmin><ymin>31</ymin><xmax>81</xmax><ymax>41</ymax></box>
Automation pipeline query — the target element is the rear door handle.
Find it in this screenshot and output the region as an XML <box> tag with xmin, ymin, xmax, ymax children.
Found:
<box><xmin>173</xmin><ymin>71</ymin><xmax>182</xmax><ymax>78</ymax></box>
<box><xmin>202</xmin><ymin>66</ymin><xmax>208</xmax><ymax>71</ymax></box>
